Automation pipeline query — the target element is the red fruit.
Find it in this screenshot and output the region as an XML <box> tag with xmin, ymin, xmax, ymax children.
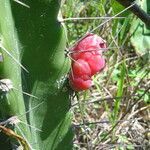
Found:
<box><xmin>69</xmin><ymin>33</ymin><xmax>107</xmax><ymax>91</ymax></box>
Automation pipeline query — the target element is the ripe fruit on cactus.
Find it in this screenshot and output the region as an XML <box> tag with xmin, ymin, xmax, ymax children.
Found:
<box><xmin>69</xmin><ymin>33</ymin><xmax>106</xmax><ymax>91</ymax></box>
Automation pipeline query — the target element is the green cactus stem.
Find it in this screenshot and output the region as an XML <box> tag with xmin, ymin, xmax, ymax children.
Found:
<box><xmin>0</xmin><ymin>0</ymin><xmax>73</xmax><ymax>149</ymax></box>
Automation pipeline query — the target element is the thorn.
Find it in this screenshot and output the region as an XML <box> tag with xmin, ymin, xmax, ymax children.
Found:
<box><xmin>13</xmin><ymin>87</ymin><xmax>39</xmax><ymax>100</ymax></box>
<box><xmin>18</xmin><ymin>101</ymin><xmax>44</xmax><ymax>118</ymax></box>
<box><xmin>69</xmin><ymin>3</ymin><xmax>135</xmax><ymax>50</ymax></box>
<box><xmin>19</xmin><ymin>120</ymin><xmax>42</xmax><ymax>132</ymax></box>
<box><xmin>61</xmin><ymin>16</ymin><xmax>125</xmax><ymax>22</ymax></box>
<box><xmin>13</xmin><ymin>0</ymin><xmax>30</xmax><ymax>8</ymax></box>
<box><xmin>0</xmin><ymin>43</ymin><xmax>29</xmax><ymax>73</ymax></box>
<box><xmin>68</xmin><ymin>47</ymin><xmax>117</xmax><ymax>54</ymax></box>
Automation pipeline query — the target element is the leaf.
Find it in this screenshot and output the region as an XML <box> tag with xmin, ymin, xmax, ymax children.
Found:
<box><xmin>130</xmin><ymin>0</ymin><xmax>150</xmax><ymax>55</ymax></box>
<box><xmin>112</xmin><ymin>61</ymin><xmax>126</xmax><ymax>122</ymax></box>
<box><xmin>111</xmin><ymin>0</ymin><xmax>130</xmax><ymax>17</ymax></box>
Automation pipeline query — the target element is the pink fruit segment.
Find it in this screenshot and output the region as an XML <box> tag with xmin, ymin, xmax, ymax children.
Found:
<box><xmin>69</xmin><ymin>74</ymin><xmax>93</xmax><ymax>91</ymax></box>
<box><xmin>72</xmin><ymin>59</ymin><xmax>91</xmax><ymax>76</ymax></box>
<box><xmin>72</xmin><ymin>33</ymin><xmax>106</xmax><ymax>53</ymax></box>
<box><xmin>69</xmin><ymin>33</ymin><xmax>107</xmax><ymax>91</ymax></box>
<box><xmin>87</xmin><ymin>55</ymin><xmax>105</xmax><ymax>75</ymax></box>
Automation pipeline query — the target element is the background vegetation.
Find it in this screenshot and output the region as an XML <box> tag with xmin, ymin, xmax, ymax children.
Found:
<box><xmin>62</xmin><ymin>0</ymin><xmax>149</xmax><ymax>149</ymax></box>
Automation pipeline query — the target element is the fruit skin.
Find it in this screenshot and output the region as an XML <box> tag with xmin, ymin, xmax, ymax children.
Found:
<box><xmin>69</xmin><ymin>33</ymin><xmax>106</xmax><ymax>91</ymax></box>
<box><xmin>69</xmin><ymin>74</ymin><xmax>93</xmax><ymax>91</ymax></box>
<box><xmin>72</xmin><ymin>59</ymin><xmax>91</xmax><ymax>76</ymax></box>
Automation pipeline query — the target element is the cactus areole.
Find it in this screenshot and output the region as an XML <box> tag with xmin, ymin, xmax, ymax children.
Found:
<box><xmin>69</xmin><ymin>34</ymin><xmax>106</xmax><ymax>91</ymax></box>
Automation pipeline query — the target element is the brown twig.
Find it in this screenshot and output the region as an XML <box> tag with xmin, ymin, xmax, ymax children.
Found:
<box><xmin>116</xmin><ymin>0</ymin><xmax>150</xmax><ymax>27</ymax></box>
<box><xmin>0</xmin><ymin>125</ymin><xmax>30</xmax><ymax>150</ymax></box>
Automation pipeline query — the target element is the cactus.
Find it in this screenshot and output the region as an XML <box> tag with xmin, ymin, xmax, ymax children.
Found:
<box><xmin>0</xmin><ymin>0</ymin><xmax>73</xmax><ymax>150</ymax></box>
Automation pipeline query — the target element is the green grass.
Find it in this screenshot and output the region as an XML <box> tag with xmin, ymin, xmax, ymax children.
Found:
<box><xmin>62</xmin><ymin>0</ymin><xmax>150</xmax><ymax>149</ymax></box>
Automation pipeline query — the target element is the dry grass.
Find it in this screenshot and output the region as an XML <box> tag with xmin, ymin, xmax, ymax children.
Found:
<box><xmin>71</xmin><ymin>90</ymin><xmax>149</xmax><ymax>149</ymax></box>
